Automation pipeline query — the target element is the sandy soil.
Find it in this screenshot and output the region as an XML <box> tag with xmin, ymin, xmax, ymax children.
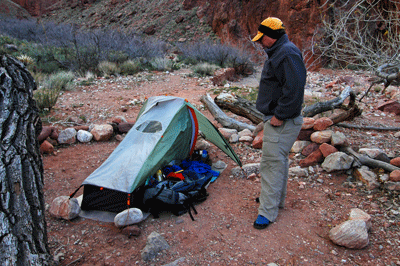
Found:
<box><xmin>42</xmin><ymin>67</ymin><xmax>400</xmax><ymax>266</ymax></box>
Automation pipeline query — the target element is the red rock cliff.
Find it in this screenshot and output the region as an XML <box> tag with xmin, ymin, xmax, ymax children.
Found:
<box><xmin>183</xmin><ymin>0</ymin><xmax>322</xmax><ymax>52</ymax></box>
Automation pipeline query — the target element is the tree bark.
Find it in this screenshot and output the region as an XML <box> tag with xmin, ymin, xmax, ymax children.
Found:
<box><xmin>200</xmin><ymin>93</ymin><xmax>256</xmax><ymax>132</ymax></box>
<box><xmin>0</xmin><ymin>55</ymin><xmax>53</xmax><ymax>265</ymax></box>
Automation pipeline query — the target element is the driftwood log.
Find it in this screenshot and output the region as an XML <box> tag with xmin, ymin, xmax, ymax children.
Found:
<box><xmin>209</xmin><ymin>86</ymin><xmax>362</xmax><ymax>128</ymax></box>
<box><xmin>214</xmin><ymin>93</ymin><xmax>263</xmax><ymax>124</ymax></box>
<box><xmin>335</xmin><ymin>123</ymin><xmax>400</xmax><ymax>131</ymax></box>
<box><xmin>302</xmin><ymin>86</ymin><xmax>361</xmax><ymax>119</ymax></box>
<box><xmin>341</xmin><ymin>146</ymin><xmax>400</xmax><ymax>172</ymax></box>
<box><xmin>200</xmin><ymin>94</ymin><xmax>256</xmax><ymax>132</ymax></box>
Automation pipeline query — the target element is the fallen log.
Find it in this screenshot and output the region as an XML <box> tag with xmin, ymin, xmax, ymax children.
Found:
<box><xmin>341</xmin><ymin>146</ymin><xmax>400</xmax><ymax>172</ymax></box>
<box><xmin>214</xmin><ymin>93</ymin><xmax>264</xmax><ymax>124</ymax></box>
<box><xmin>302</xmin><ymin>86</ymin><xmax>359</xmax><ymax>118</ymax></box>
<box><xmin>335</xmin><ymin>123</ymin><xmax>400</xmax><ymax>131</ymax></box>
<box><xmin>200</xmin><ymin>94</ymin><xmax>256</xmax><ymax>132</ymax></box>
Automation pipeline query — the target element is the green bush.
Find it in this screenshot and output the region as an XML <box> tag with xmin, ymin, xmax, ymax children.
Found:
<box><xmin>119</xmin><ymin>59</ymin><xmax>142</xmax><ymax>75</ymax></box>
<box><xmin>192</xmin><ymin>63</ymin><xmax>219</xmax><ymax>76</ymax></box>
<box><xmin>98</xmin><ymin>61</ymin><xmax>120</xmax><ymax>77</ymax></box>
<box><xmin>42</xmin><ymin>71</ymin><xmax>75</xmax><ymax>91</ymax></box>
<box><xmin>34</xmin><ymin>87</ymin><xmax>60</xmax><ymax>112</ymax></box>
<box><xmin>149</xmin><ymin>57</ymin><xmax>174</xmax><ymax>71</ymax></box>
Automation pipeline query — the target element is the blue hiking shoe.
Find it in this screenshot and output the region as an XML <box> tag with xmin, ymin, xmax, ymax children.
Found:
<box><xmin>253</xmin><ymin>215</ymin><xmax>270</xmax><ymax>230</ymax></box>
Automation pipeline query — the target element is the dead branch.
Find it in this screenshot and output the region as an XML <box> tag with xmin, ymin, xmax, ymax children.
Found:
<box><xmin>302</xmin><ymin>86</ymin><xmax>360</xmax><ymax>119</ymax></box>
<box><xmin>200</xmin><ymin>94</ymin><xmax>256</xmax><ymax>132</ymax></box>
<box><xmin>214</xmin><ymin>93</ymin><xmax>264</xmax><ymax>124</ymax></box>
<box><xmin>359</xmin><ymin>63</ymin><xmax>400</xmax><ymax>101</ymax></box>
<box><xmin>341</xmin><ymin>146</ymin><xmax>400</xmax><ymax>172</ymax></box>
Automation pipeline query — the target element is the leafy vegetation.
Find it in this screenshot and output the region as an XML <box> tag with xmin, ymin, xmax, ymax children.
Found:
<box><xmin>192</xmin><ymin>63</ymin><xmax>220</xmax><ymax>76</ymax></box>
<box><xmin>0</xmin><ymin>15</ymin><xmax>256</xmax><ymax>112</ymax></box>
<box><xmin>176</xmin><ymin>41</ymin><xmax>254</xmax><ymax>76</ymax></box>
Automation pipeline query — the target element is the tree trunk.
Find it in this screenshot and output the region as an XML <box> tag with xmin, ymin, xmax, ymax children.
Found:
<box><xmin>0</xmin><ymin>55</ymin><xmax>53</xmax><ymax>265</ymax></box>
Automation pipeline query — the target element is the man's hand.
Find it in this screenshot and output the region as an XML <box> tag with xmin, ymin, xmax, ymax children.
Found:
<box><xmin>270</xmin><ymin>116</ymin><xmax>283</xmax><ymax>127</ymax></box>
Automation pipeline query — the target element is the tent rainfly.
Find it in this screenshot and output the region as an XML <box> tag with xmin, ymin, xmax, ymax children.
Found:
<box><xmin>74</xmin><ymin>96</ymin><xmax>242</xmax><ymax>213</ymax></box>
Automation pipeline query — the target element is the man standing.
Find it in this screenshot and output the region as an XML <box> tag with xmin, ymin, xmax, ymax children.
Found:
<box><xmin>252</xmin><ymin>17</ymin><xmax>306</xmax><ymax>229</ymax></box>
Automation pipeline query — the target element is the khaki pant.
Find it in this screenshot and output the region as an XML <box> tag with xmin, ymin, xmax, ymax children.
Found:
<box><xmin>258</xmin><ymin>116</ymin><xmax>303</xmax><ymax>222</ymax></box>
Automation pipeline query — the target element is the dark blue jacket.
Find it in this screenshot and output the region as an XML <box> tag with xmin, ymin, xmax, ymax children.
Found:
<box><xmin>256</xmin><ymin>34</ymin><xmax>306</xmax><ymax>121</ymax></box>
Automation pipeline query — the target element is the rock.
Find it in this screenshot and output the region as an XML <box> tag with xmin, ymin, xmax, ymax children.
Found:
<box><xmin>390</xmin><ymin>157</ymin><xmax>400</xmax><ymax>167</ymax></box>
<box><xmin>331</xmin><ymin>131</ymin><xmax>347</xmax><ymax>146</ymax></box>
<box><xmin>40</xmin><ymin>140</ymin><xmax>54</xmax><ymax>154</ymax></box>
<box><xmin>76</xmin><ymin>130</ymin><xmax>93</xmax><ymax>143</ymax></box>
<box><xmin>252</xmin><ymin>130</ymin><xmax>263</xmax><ymax>149</ymax></box>
<box><xmin>238</xmin><ymin>128</ymin><xmax>252</xmax><ymax>138</ymax></box>
<box><xmin>141</xmin><ymin>232</ymin><xmax>170</xmax><ymax>261</ymax></box>
<box><xmin>247</xmin><ymin>173</ymin><xmax>257</xmax><ymax>180</ymax></box>
<box><xmin>349</xmin><ymin>208</ymin><xmax>372</xmax><ymax>230</ymax></box>
<box><xmin>321</xmin><ymin>152</ymin><xmax>354</xmax><ymax>172</ymax></box>
<box><xmin>91</xmin><ymin>124</ymin><xmax>114</xmax><ymax>141</ymax></box>
<box><xmin>212</xmin><ymin>160</ymin><xmax>227</xmax><ymax>171</ymax></box>
<box><xmin>121</xmin><ymin>225</ymin><xmax>141</xmax><ymax>238</ymax></box>
<box><xmin>68</xmin><ymin>116</ymin><xmax>85</xmax><ymax>125</ymax></box>
<box><xmin>38</xmin><ymin>126</ymin><xmax>58</xmax><ymax>143</ymax></box>
<box><xmin>301</xmin><ymin>142</ymin><xmax>319</xmax><ymax>157</ymax></box>
<box><xmin>112</xmin><ymin>115</ymin><xmax>127</xmax><ymax>124</ymax></box>
<box><xmin>114</xmin><ymin>208</ymin><xmax>144</xmax><ymax>227</ymax></box>
<box><xmin>49</xmin><ymin>196</ymin><xmax>80</xmax><ymax>220</ymax></box>
<box><xmin>175</xmin><ymin>15</ymin><xmax>185</xmax><ymax>23</ymax></box>
<box><xmin>329</xmin><ymin>220</ymin><xmax>369</xmax><ymax>249</ymax></box>
<box><xmin>195</xmin><ymin>139</ymin><xmax>211</xmax><ymax>150</ymax></box>
<box><xmin>211</xmin><ymin>68</ymin><xmax>236</xmax><ymax>86</ymax></box>
<box><xmin>376</xmin><ymin>100</ymin><xmax>400</xmax><ymax>115</ymax></box>
<box><xmin>389</xmin><ymin>170</ymin><xmax>400</xmax><ymax>182</ymax></box>
<box><xmin>73</xmin><ymin>125</ymin><xmax>90</xmax><ymax>131</ymax></box>
<box><xmin>117</xmin><ymin>122</ymin><xmax>135</xmax><ymax>133</ymax></box>
<box><xmin>384</xmin><ymin>181</ymin><xmax>400</xmax><ymax>191</ymax></box>
<box><xmin>299</xmin><ymin>149</ymin><xmax>324</xmax><ymax>167</ymax></box>
<box><xmin>232</xmin><ymin>163</ymin><xmax>259</xmax><ymax>177</ymax></box>
<box><xmin>219</xmin><ymin>128</ymin><xmax>238</xmax><ymax>140</ymax></box>
<box><xmin>395</xmin><ymin>131</ymin><xmax>400</xmax><ymax>138</ymax></box>
<box><xmin>358</xmin><ymin>148</ymin><xmax>386</xmax><ymax>159</ymax></box>
<box><xmin>319</xmin><ymin>143</ymin><xmax>338</xmax><ymax>157</ymax></box>
<box><xmin>301</xmin><ymin>117</ymin><xmax>315</xmax><ymax>130</ymax></box>
<box><xmin>252</xmin><ymin>122</ymin><xmax>264</xmax><ymax>137</ymax></box>
<box><xmin>310</xmin><ymin>130</ymin><xmax>332</xmax><ymax>144</ymax></box>
<box><xmin>379</xmin><ymin>173</ymin><xmax>390</xmax><ymax>183</ymax></box>
<box><xmin>239</xmin><ymin>135</ymin><xmax>253</xmax><ymax>143</ymax></box>
<box><xmin>115</xmin><ymin>134</ymin><xmax>125</xmax><ymax>142</ymax></box>
<box><xmin>374</xmin><ymin>152</ymin><xmax>391</xmax><ymax>164</ymax></box>
<box><xmin>143</xmin><ymin>25</ymin><xmax>156</xmax><ymax>35</ymax></box>
<box><xmin>57</xmin><ymin>128</ymin><xmax>77</xmax><ymax>144</ymax></box>
<box><xmin>313</xmin><ymin>117</ymin><xmax>333</xmax><ymax>131</ymax></box>
<box><xmin>297</xmin><ymin>129</ymin><xmax>314</xmax><ymax>141</ymax></box>
<box><xmin>289</xmin><ymin>166</ymin><xmax>309</xmax><ymax>177</ymax></box>
<box><xmin>229</xmin><ymin>133</ymin><xmax>239</xmax><ymax>143</ymax></box>
<box><xmin>291</xmin><ymin>140</ymin><xmax>311</xmax><ymax>153</ymax></box>
<box><xmin>353</xmin><ymin>166</ymin><xmax>380</xmax><ymax>190</ymax></box>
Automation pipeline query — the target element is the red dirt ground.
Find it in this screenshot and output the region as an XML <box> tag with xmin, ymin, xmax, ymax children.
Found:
<box><xmin>42</xmin><ymin>68</ymin><xmax>400</xmax><ymax>266</ymax></box>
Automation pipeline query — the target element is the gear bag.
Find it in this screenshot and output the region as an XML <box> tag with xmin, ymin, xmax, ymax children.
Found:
<box><xmin>142</xmin><ymin>170</ymin><xmax>213</xmax><ymax>220</ymax></box>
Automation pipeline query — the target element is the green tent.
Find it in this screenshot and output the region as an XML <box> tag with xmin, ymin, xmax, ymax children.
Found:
<box><xmin>79</xmin><ymin>96</ymin><xmax>241</xmax><ymax>212</ymax></box>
